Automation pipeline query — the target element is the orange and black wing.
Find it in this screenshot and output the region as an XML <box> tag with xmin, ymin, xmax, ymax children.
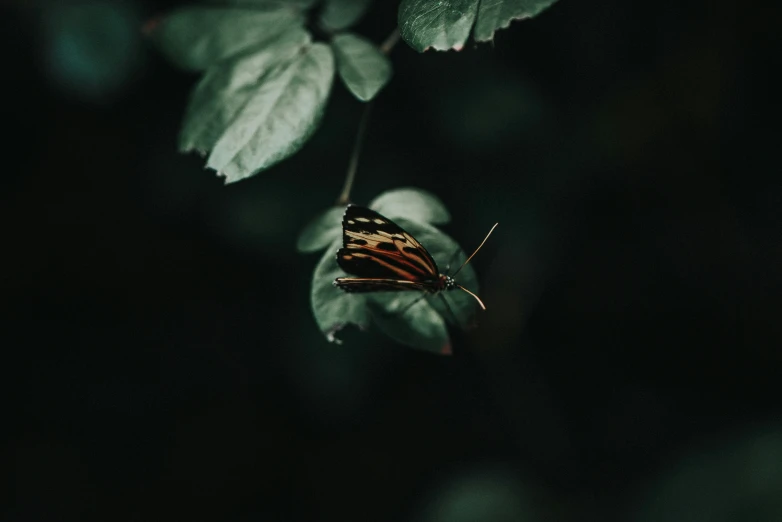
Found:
<box><xmin>334</xmin><ymin>205</ymin><xmax>440</xmax><ymax>292</ymax></box>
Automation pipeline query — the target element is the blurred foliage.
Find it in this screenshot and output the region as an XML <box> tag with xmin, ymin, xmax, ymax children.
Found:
<box><xmin>40</xmin><ymin>1</ymin><xmax>143</xmax><ymax>101</ymax></box>
<box><xmin>634</xmin><ymin>425</ymin><xmax>782</xmax><ymax>522</ymax></box>
<box><xmin>319</xmin><ymin>0</ymin><xmax>373</xmax><ymax>32</ymax></box>
<box><xmin>417</xmin><ymin>468</ymin><xmax>538</xmax><ymax>522</ymax></box>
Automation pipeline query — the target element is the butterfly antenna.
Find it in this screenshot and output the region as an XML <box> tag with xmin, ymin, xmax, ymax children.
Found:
<box><xmin>451</xmin><ymin>223</ymin><xmax>499</xmax><ymax>278</ymax></box>
<box><xmin>456</xmin><ymin>284</ymin><xmax>486</xmax><ymax>311</ymax></box>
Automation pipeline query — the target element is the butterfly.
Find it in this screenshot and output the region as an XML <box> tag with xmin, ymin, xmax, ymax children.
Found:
<box><xmin>333</xmin><ymin>205</ymin><xmax>497</xmax><ymax>311</ymax></box>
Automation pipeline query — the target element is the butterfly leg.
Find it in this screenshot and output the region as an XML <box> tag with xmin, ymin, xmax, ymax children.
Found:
<box><xmin>367</xmin><ymin>292</ymin><xmax>431</xmax><ymax>322</ymax></box>
<box><xmin>382</xmin><ymin>291</ymin><xmax>463</xmax><ymax>327</ymax></box>
<box><xmin>391</xmin><ymin>292</ymin><xmax>430</xmax><ymax>318</ymax></box>
<box><xmin>436</xmin><ymin>293</ymin><xmax>463</xmax><ymax>328</ymax></box>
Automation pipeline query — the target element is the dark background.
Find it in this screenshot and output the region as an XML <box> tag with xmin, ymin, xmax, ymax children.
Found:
<box><xmin>3</xmin><ymin>0</ymin><xmax>782</xmax><ymax>520</ymax></box>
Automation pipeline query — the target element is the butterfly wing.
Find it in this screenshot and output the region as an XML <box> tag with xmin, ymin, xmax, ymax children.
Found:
<box><xmin>335</xmin><ymin>205</ymin><xmax>441</xmax><ymax>292</ymax></box>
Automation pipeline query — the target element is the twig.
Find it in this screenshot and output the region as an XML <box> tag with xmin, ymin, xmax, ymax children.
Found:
<box><xmin>335</xmin><ymin>27</ymin><xmax>402</xmax><ymax>206</ymax></box>
<box><xmin>380</xmin><ymin>28</ymin><xmax>401</xmax><ymax>55</ymax></box>
<box><xmin>336</xmin><ymin>102</ymin><xmax>373</xmax><ymax>205</ymax></box>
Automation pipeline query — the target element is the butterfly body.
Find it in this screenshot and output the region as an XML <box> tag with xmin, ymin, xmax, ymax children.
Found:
<box><xmin>333</xmin><ymin>205</ymin><xmax>491</xmax><ymax>310</ymax></box>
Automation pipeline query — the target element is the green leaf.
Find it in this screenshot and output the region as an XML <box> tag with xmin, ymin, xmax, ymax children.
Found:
<box><xmin>474</xmin><ymin>0</ymin><xmax>559</xmax><ymax>41</ymax></box>
<box><xmin>206</xmin><ymin>43</ymin><xmax>335</xmax><ymax>183</ymax></box>
<box><xmin>297</xmin><ymin>206</ymin><xmax>344</xmax><ymax>253</ymax></box>
<box><xmin>369</xmin><ymin>187</ymin><xmax>451</xmax><ymax>225</ymax></box>
<box><xmin>311</xmin><ymin>237</ymin><xmax>370</xmax><ymax>343</ymax></box>
<box><xmin>319</xmin><ymin>0</ymin><xmax>373</xmax><ymax>31</ymax></box>
<box><xmin>635</xmin><ymin>427</ymin><xmax>782</xmax><ymax>522</ymax></box>
<box><xmin>180</xmin><ymin>28</ymin><xmax>311</xmax><ymax>155</ymax></box>
<box><xmin>398</xmin><ymin>0</ymin><xmax>558</xmax><ymax>52</ymax></box>
<box><xmin>149</xmin><ymin>6</ymin><xmax>304</xmax><ymax>71</ymax></box>
<box><xmin>332</xmin><ymin>33</ymin><xmax>392</xmax><ymax>102</ymax></box>
<box><xmin>308</xmin><ymin>204</ymin><xmax>482</xmax><ymax>352</ymax></box>
<box><xmin>368</xmin><ymin>295</ymin><xmax>451</xmax><ymax>354</ymax></box>
<box><xmin>417</xmin><ymin>471</ymin><xmax>536</xmax><ymax>522</ymax></box>
<box><xmin>398</xmin><ymin>0</ymin><xmax>479</xmax><ymax>52</ymax></box>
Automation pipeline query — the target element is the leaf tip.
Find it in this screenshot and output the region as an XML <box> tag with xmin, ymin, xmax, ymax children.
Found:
<box><xmin>440</xmin><ymin>343</ymin><xmax>453</xmax><ymax>356</ymax></box>
<box><xmin>326</xmin><ymin>332</ymin><xmax>344</xmax><ymax>345</ymax></box>
<box><xmin>325</xmin><ymin>322</ymin><xmax>355</xmax><ymax>345</ymax></box>
<box><xmin>214</xmin><ymin>169</ymin><xmax>231</xmax><ymax>184</ymax></box>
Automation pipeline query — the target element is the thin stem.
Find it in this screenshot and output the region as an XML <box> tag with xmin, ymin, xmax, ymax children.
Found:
<box><xmin>335</xmin><ymin>27</ymin><xmax>402</xmax><ymax>206</ymax></box>
<box><xmin>380</xmin><ymin>28</ymin><xmax>401</xmax><ymax>54</ymax></box>
<box><xmin>336</xmin><ymin>102</ymin><xmax>373</xmax><ymax>205</ymax></box>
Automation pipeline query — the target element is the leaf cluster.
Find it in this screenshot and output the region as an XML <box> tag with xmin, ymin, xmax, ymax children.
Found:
<box><xmin>149</xmin><ymin>0</ymin><xmax>559</xmax><ymax>182</ymax></box>
<box><xmin>149</xmin><ymin>0</ymin><xmax>392</xmax><ymax>183</ymax></box>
